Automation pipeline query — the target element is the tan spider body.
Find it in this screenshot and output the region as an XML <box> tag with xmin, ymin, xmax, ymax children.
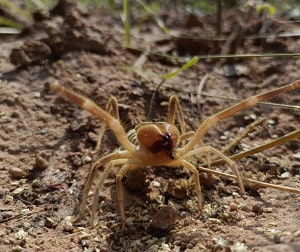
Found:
<box><xmin>50</xmin><ymin>80</ymin><xmax>300</xmax><ymax>229</ymax></box>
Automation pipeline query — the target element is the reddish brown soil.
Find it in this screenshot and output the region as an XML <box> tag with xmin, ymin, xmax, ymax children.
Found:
<box><xmin>0</xmin><ymin>1</ymin><xmax>299</xmax><ymax>251</ymax></box>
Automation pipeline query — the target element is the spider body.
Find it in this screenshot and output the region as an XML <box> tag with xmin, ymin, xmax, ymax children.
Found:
<box><xmin>50</xmin><ymin>79</ymin><xmax>300</xmax><ymax>229</ymax></box>
<box><xmin>136</xmin><ymin>122</ymin><xmax>179</xmax><ymax>162</ymax></box>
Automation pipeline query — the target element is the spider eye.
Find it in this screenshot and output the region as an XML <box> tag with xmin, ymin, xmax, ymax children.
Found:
<box><xmin>161</xmin><ymin>133</ymin><xmax>171</xmax><ymax>145</ymax></box>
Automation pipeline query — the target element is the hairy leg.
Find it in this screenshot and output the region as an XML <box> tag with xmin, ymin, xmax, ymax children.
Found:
<box><xmin>180</xmin><ymin>80</ymin><xmax>300</xmax><ymax>155</ymax></box>
<box><xmin>72</xmin><ymin>151</ymin><xmax>131</xmax><ymax>223</ymax></box>
<box><xmin>94</xmin><ymin>97</ymin><xmax>120</xmax><ymax>153</ymax></box>
<box><xmin>180</xmin><ymin>159</ymin><xmax>203</xmax><ymax>212</ymax></box>
<box><xmin>167</xmin><ymin>95</ymin><xmax>186</xmax><ymax>134</ymax></box>
<box><xmin>116</xmin><ymin>164</ymin><xmax>139</xmax><ymax>230</ymax></box>
<box><xmin>183</xmin><ymin>146</ymin><xmax>245</xmax><ymax>194</ymax></box>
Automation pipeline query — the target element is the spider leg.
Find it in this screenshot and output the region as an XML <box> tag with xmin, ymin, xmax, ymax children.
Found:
<box><xmin>197</xmin><ymin>166</ymin><xmax>300</xmax><ymax>194</ymax></box>
<box><xmin>211</xmin><ymin>128</ymin><xmax>300</xmax><ymax>167</ymax></box>
<box><xmin>179</xmin><ymin>131</ymin><xmax>212</xmax><ymax>169</ymax></box>
<box><xmin>116</xmin><ymin>164</ymin><xmax>139</xmax><ymax>230</ymax></box>
<box><xmin>51</xmin><ymin>81</ymin><xmax>136</xmax><ymax>154</ymax></box>
<box><xmin>72</xmin><ymin>151</ymin><xmax>131</xmax><ymax>223</ymax></box>
<box><xmin>167</xmin><ymin>96</ymin><xmax>214</xmax><ymax>167</ymax></box>
<box><xmin>221</xmin><ymin>118</ymin><xmax>265</xmax><ymax>155</ymax></box>
<box><xmin>167</xmin><ymin>95</ymin><xmax>186</xmax><ymax>134</ymax></box>
<box><xmin>94</xmin><ymin>97</ymin><xmax>119</xmax><ymax>153</ymax></box>
<box><xmin>180</xmin><ymin>80</ymin><xmax>300</xmax><ymax>155</ymax></box>
<box><xmin>180</xmin><ymin>159</ymin><xmax>203</xmax><ymax>212</ymax></box>
<box><xmin>179</xmin><ymin>131</ymin><xmax>195</xmax><ymax>142</ymax></box>
<box><xmin>89</xmin><ymin>158</ymin><xmax>137</xmax><ymax>227</ymax></box>
<box><xmin>183</xmin><ymin>146</ymin><xmax>245</xmax><ymax>194</ymax></box>
<box><xmin>89</xmin><ymin>161</ymin><xmax>112</xmax><ymax>227</ymax></box>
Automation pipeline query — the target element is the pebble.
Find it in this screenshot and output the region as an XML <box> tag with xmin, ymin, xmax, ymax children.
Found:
<box><xmin>9</xmin><ymin>167</ymin><xmax>27</xmax><ymax>179</ymax></box>
<box><xmin>35</xmin><ymin>156</ymin><xmax>48</xmax><ymax>170</ymax></box>
<box><xmin>5</xmin><ymin>125</ymin><xmax>15</xmax><ymax>133</ymax></box>
<box><xmin>12</xmin><ymin>246</ymin><xmax>23</xmax><ymax>252</ymax></box>
<box><xmin>23</xmin><ymin>222</ymin><xmax>31</xmax><ymax>231</ymax></box>
<box><xmin>293</xmin><ymin>152</ymin><xmax>300</xmax><ymax>160</ymax></box>
<box><xmin>7</xmin><ymin>146</ymin><xmax>21</xmax><ymax>154</ymax></box>
<box><xmin>11</xmin><ymin>111</ymin><xmax>21</xmax><ymax>118</ymax></box>
<box><xmin>240</xmin><ymin>203</ymin><xmax>250</xmax><ymax>211</ymax></box>
<box><xmin>81</xmin><ymin>155</ymin><xmax>92</xmax><ymax>164</ymax></box>
<box><xmin>148</xmin><ymin>206</ymin><xmax>178</xmax><ymax>232</ymax></box>
<box><xmin>12</xmin><ymin>187</ymin><xmax>24</xmax><ymax>195</ymax></box>
<box><xmin>63</xmin><ymin>224</ymin><xmax>74</xmax><ymax>233</ymax></box>
<box><xmin>293</xmin><ymin>230</ymin><xmax>300</xmax><ymax>237</ymax></box>
<box><xmin>279</xmin><ymin>171</ymin><xmax>291</xmax><ymax>178</ymax></box>
<box><xmin>208</xmin><ymin>218</ymin><xmax>221</xmax><ymax>224</ymax></box>
<box><xmin>252</xmin><ymin>203</ymin><xmax>263</xmax><ymax>214</ymax></box>
<box><xmin>152</xmin><ymin>180</ymin><xmax>161</xmax><ymax>188</ymax></box>
<box><xmin>45</xmin><ymin>217</ymin><xmax>57</xmax><ymax>228</ymax></box>
<box><xmin>229</xmin><ymin>202</ymin><xmax>238</xmax><ymax>211</ymax></box>
<box><xmin>264</xmin><ymin>207</ymin><xmax>273</xmax><ymax>213</ymax></box>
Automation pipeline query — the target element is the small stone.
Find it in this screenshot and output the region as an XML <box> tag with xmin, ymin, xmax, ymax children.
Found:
<box><xmin>273</xmin><ymin>234</ymin><xmax>281</xmax><ymax>243</ymax></box>
<box><xmin>293</xmin><ymin>153</ymin><xmax>300</xmax><ymax>160</ymax></box>
<box><xmin>12</xmin><ymin>246</ymin><xmax>23</xmax><ymax>252</ymax></box>
<box><xmin>240</xmin><ymin>203</ymin><xmax>250</xmax><ymax>211</ymax></box>
<box><xmin>152</xmin><ymin>180</ymin><xmax>161</xmax><ymax>188</ymax></box>
<box><xmin>252</xmin><ymin>203</ymin><xmax>263</xmax><ymax>214</ymax></box>
<box><xmin>12</xmin><ymin>187</ymin><xmax>24</xmax><ymax>195</ymax></box>
<box><xmin>45</xmin><ymin>217</ymin><xmax>57</xmax><ymax>228</ymax></box>
<box><xmin>264</xmin><ymin>207</ymin><xmax>273</xmax><ymax>213</ymax></box>
<box><xmin>293</xmin><ymin>230</ymin><xmax>300</xmax><ymax>237</ymax></box>
<box><xmin>229</xmin><ymin>202</ymin><xmax>238</xmax><ymax>211</ymax></box>
<box><xmin>279</xmin><ymin>171</ymin><xmax>291</xmax><ymax>178</ymax></box>
<box><xmin>35</xmin><ymin>156</ymin><xmax>48</xmax><ymax>170</ymax></box>
<box><xmin>33</xmin><ymin>92</ymin><xmax>41</xmax><ymax>98</ymax></box>
<box><xmin>11</xmin><ymin>111</ymin><xmax>21</xmax><ymax>118</ymax></box>
<box><xmin>81</xmin><ymin>155</ymin><xmax>92</xmax><ymax>164</ymax></box>
<box><xmin>80</xmin><ymin>239</ymin><xmax>89</xmax><ymax>248</ymax></box>
<box><xmin>23</xmin><ymin>222</ymin><xmax>31</xmax><ymax>231</ymax></box>
<box><xmin>20</xmin><ymin>209</ymin><xmax>30</xmax><ymax>215</ymax></box>
<box><xmin>9</xmin><ymin>167</ymin><xmax>27</xmax><ymax>179</ymax></box>
<box><xmin>5</xmin><ymin>125</ymin><xmax>15</xmax><ymax>133</ymax></box>
<box><xmin>267</xmin><ymin>119</ymin><xmax>276</xmax><ymax>125</ymax></box>
<box><xmin>208</xmin><ymin>218</ymin><xmax>222</xmax><ymax>224</ymax></box>
<box><xmin>230</xmin><ymin>241</ymin><xmax>248</xmax><ymax>252</ymax></box>
<box><xmin>186</xmin><ymin>242</ymin><xmax>194</xmax><ymax>249</ymax></box>
<box><xmin>15</xmin><ymin>229</ymin><xmax>28</xmax><ymax>240</ymax></box>
<box><xmin>7</xmin><ymin>146</ymin><xmax>21</xmax><ymax>154</ymax></box>
<box><xmin>148</xmin><ymin>206</ymin><xmax>178</xmax><ymax>236</ymax></box>
<box><xmin>63</xmin><ymin>224</ymin><xmax>74</xmax><ymax>233</ymax></box>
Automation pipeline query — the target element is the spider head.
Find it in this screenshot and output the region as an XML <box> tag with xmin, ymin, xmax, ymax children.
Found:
<box><xmin>136</xmin><ymin>122</ymin><xmax>179</xmax><ymax>160</ymax></box>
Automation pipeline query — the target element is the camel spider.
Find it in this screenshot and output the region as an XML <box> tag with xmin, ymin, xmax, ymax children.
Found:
<box><xmin>50</xmin><ymin>79</ymin><xmax>300</xmax><ymax>229</ymax></box>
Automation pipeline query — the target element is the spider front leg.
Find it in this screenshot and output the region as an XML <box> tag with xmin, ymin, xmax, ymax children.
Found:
<box><xmin>116</xmin><ymin>164</ymin><xmax>139</xmax><ymax>230</ymax></box>
<box><xmin>72</xmin><ymin>151</ymin><xmax>130</xmax><ymax>223</ymax></box>
<box><xmin>94</xmin><ymin>97</ymin><xmax>119</xmax><ymax>153</ymax></box>
<box><xmin>167</xmin><ymin>95</ymin><xmax>186</xmax><ymax>134</ymax></box>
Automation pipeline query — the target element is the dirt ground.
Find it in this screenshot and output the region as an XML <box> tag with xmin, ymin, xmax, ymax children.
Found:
<box><xmin>0</xmin><ymin>1</ymin><xmax>300</xmax><ymax>251</ymax></box>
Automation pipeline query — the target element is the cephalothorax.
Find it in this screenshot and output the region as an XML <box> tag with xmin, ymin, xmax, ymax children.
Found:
<box><xmin>50</xmin><ymin>80</ymin><xmax>300</xmax><ymax>229</ymax></box>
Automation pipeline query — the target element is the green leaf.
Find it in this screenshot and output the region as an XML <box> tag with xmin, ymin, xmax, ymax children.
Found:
<box><xmin>0</xmin><ymin>0</ymin><xmax>32</xmax><ymax>20</ymax></box>
<box><xmin>162</xmin><ymin>56</ymin><xmax>199</xmax><ymax>80</ymax></box>
<box><xmin>0</xmin><ymin>16</ymin><xmax>23</xmax><ymax>29</ymax></box>
<box><xmin>123</xmin><ymin>0</ymin><xmax>130</xmax><ymax>47</ymax></box>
